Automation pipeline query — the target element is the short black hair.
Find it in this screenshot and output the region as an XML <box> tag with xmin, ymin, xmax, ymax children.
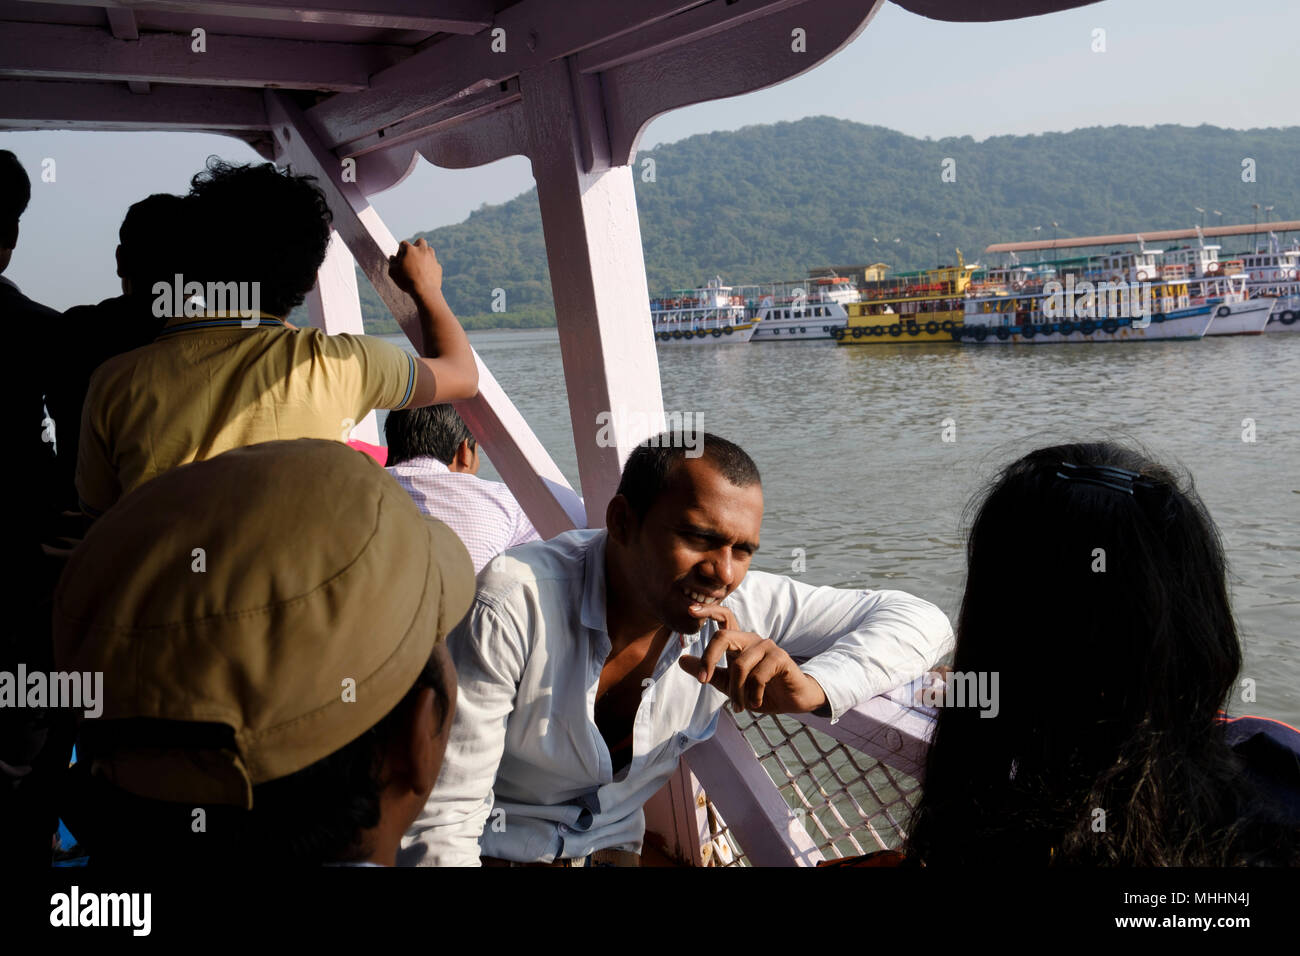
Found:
<box><xmin>66</xmin><ymin>648</ymin><xmax>453</xmax><ymax>865</ymax></box>
<box><xmin>187</xmin><ymin>157</ymin><xmax>333</xmax><ymax>316</ymax></box>
<box><xmin>616</xmin><ymin>432</ymin><xmax>760</xmax><ymax>519</ymax></box>
<box><xmin>0</xmin><ymin>149</ymin><xmax>31</xmax><ymax>248</ymax></box>
<box><xmin>118</xmin><ymin>193</ymin><xmax>193</xmax><ymax>291</ymax></box>
<box><xmin>245</xmin><ymin>647</ymin><xmax>453</xmax><ymax>864</ymax></box>
<box><xmin>385</xmin><ymin>404</ymin><xmax>476</xmax><ymax>466</ymax></box>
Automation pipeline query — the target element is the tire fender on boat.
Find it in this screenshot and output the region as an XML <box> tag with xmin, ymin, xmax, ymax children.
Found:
<box><xmin>1280</xmin><ymin>311</ymin><xmax>1296</xmax><ymax>325</ymax></box>
<box><xmin>1216</xmin><ymin>305</ymin><xmax>1231</xmax><ymax>318</ymax></box>
<box><xmin>1102</xmin><ymin>318</ymin><xmax>1119</xmax><ymax>334</ymax></box>
<box><xmin>924</xmin><ymin>321</ymin><xmax>939</xmax><ymax>335</ymax></box>
<box><xmin>888</xmin><ymin>324</ymin><xmax>902</xmax><ymax>337</ymax></box>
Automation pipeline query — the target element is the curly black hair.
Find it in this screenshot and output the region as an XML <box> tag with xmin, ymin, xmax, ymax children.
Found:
<box><xmin>187</xmin><ymin>157</ymin><xmax>333</xmax><ymax>317</ymax></box>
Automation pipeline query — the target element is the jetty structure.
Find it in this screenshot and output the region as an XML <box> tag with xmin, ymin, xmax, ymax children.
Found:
<box><xmin>1</xmin><ymin>0</ymin><xmax>1104</xmax><ymax>865</ymax></box>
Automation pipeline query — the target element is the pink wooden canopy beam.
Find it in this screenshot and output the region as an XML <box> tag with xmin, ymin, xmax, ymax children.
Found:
<box><xmin>16</xmin><ymin>0</ymin><xmax>496</xmax><ymax>33</ymax></box>
<box><xmin>304</xmin><ymin>233</ymin><xmax>381</xmax><ymax>445</ymax></box>
<box><xmin>0</xmin><ymin>79</ymin><xmax>267</xmax><ymax>130</ymax></box>
<box><xmin>0</xmin><ymin>21</ymin><xmax>405</xmax><ymax>91</ymax></box>
<box><xmin>266</xmin><ymin>90</ymin><xmax>586</xmax><ymax>537</ymax></box>
<box><xmin>520</xmin><ymin>59</ymin><xmax>666</xmax><ymax>517</ymax></box>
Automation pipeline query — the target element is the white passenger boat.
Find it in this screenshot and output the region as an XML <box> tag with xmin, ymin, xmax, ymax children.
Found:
<box><xmin>1203</xmin><ymin>296</ymin><xmax>1276</xmax><ymax>336</ymax></box>
<box><xmin>745</xmin><ymin>280</ymin><xmax>849</xmax><ymax>341</ymax></box>
<box><xmin>650</xmin><ymin>277</ymin><xmax>759</xmax><ymax>344</ymax></box>
<box><xmin>1263</xmin><ymin>295</ymin><xmax>1300</xmax><ymax>332</ymax></box>
<box><xmin>1233</xmin><ymin>235</ymin><xmax>1300</xmax><ymax>333</ymax></box>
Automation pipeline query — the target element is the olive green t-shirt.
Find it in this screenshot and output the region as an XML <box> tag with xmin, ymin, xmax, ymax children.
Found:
<box><xmin>77</xmin><ymin>315</ymin><xmax>416</xmax><ymax>514</ymax></box>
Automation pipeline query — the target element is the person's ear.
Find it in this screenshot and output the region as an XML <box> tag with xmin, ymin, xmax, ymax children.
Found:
<box><xmin>115</xmin><ymin>244</ymin><xmax>126</xmax><ymax>279</ymax></box>
<box><xmin>402</xmin><ymin>687</ymin><xmax>441</xmax><ymax>797</ymax></box>
<box><xmin>450</xmin><ymin>439</ymin><xmax>474</xmax><ymax>473</ymax></box>
<box><xmin>606</xmin><ymin>494</ymin><xmax>635</xmax><ymax>546</ymax></box>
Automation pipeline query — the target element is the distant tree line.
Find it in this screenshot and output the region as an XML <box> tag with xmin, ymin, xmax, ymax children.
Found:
<box><xmin>345</xmin><ymin>118</ymin><xmax>1300</xmax><ymax>333</ymax></box>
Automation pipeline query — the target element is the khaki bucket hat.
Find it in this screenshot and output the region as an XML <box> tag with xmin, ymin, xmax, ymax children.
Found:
<box><xmin>53</xmin><ymin>438</ymin><xmax>475</xmax><ymax>808</ymax></box>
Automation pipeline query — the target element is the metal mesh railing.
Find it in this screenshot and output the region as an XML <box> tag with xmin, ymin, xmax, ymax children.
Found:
<box><xmin>704</xmin><ymin>712</ymin><xmax>923</xmax><ymax>866</ymax></box>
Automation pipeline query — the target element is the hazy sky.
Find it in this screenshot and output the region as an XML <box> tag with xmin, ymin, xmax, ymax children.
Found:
<box><xmin>2</xmin><ymin>0</ymin><xmax>1296</xmax><ymax>309</ymax></box>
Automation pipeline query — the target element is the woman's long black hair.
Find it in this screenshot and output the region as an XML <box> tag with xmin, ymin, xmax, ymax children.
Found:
<box><xmin>905</xmin><ymin>441</ymin><xmax>1296</xmax><ymax>866</ymax></box>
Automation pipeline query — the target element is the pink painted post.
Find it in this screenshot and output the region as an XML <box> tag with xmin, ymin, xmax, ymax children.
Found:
<box><xmin>519</xmin><ymin>59</ymin><xmax>667</xmax><ymax>522</ymax></box>
<box><xmin>304</xmin><ymin>232</ymin><xmax>380</xmax><ymax>445</ymax></box>
<box><xmin>265</xmin><ymin>90</ymin><xmax>586</xmax><ymax>537</ymax></box>
<box><xmin>684</xmin><ymin>715</ymin><xmax>826</xmax><ymax>867</ymax></box>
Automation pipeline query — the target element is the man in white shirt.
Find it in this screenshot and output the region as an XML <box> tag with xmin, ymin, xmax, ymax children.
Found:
<box><xmin>385</xmin><ymin>404</ymin><xmax>539</xmax><ymax>573</ymax></box>
<box><xmin>399</xmin><ymin>432</ymin><xmax>953</xmax><ymax>866</ymax></box>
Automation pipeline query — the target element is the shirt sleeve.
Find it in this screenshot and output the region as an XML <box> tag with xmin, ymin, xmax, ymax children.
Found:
<box><xmin>327</xmin><ymin>332</ymin><xmax>418</xmax><ymax>414</ymax></box>
<box><xmin>508</xmin><ymin>501</ymin><xmax>541</xmax><ymax>549</ymax></box>
<box><xmin>728</xmin><ymin>571</ymin><xmax>954</xmax><ymax>722</ymax></box>
<box><xmin>74</xmin><ymin>369</ymin><xmax>121</xmax><ymax>517</ymax></box>
<box><xmin>398</xmin><ymin>598</ymin><xmax>525</xmax><ymax>867</ymax></box>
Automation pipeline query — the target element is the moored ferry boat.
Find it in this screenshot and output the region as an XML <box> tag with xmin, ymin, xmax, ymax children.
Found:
<box><xmin>1233</xmin><ymin>234</ymin><xmax>1300</xmax><ymax>333</ymax></box>
<box><xmin>957</xmin><ymin>278</ymin><xmax>1214</xmax><ymax>344</ymax></box>
<box><xmin>745</xmin><ymin>279</ymin><xmax>850</xmax><ymax>341</ymax></box>
<box><xmin>1203</xmin><ymin>296</ymin><xmax>1276</xmax><ymax>336</ymax></box>
<box><xmin>650</xmin><ymin>277</ymin><xmax>759</xmax><ymax>344</ymax></box>
<box><xmin>832</xmin><ymin>254</ymin><xmax>977</xmax><ymax>345</ymax></box>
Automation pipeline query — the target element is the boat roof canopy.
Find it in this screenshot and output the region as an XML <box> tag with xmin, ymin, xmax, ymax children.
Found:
<box><xmin>2</xmin><ymin>0</ymin><xmax>1105</xmax><ymax>191</ymax></box>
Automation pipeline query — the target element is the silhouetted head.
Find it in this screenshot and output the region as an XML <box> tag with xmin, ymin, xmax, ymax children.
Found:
<box><xmin>906</xmin><ymin>441</ymin><xmax>1291</xmax><ymax>865</ymax></box>
<box><xmin>0</xmin><ymin>149</ymin><xmax>31</xmax><ymax>273</ymax></box>
<box><xmin>188</xmin><ymin>157</ymin><xmax>332</xmax><ymax>316</ymax></box>
<box><xmin>385</xmin><ymin>404</ymin><xmax>478</xmax><ymax>474</ymax></box>
<box><xmin>116</xmin><ymin>193</ymin><xmax>193</xmax><ymax>296</ymax></box>
<box><xmin>607</xmin><ymin>433</ymin><xmax>762</xmax><ymax>635</ymax></box>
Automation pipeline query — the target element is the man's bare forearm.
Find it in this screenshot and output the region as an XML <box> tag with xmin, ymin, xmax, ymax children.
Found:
<box><xmin>412</xmin><ymin>283</ymin><xmax>478</xmax><ymax>397</ymax></box>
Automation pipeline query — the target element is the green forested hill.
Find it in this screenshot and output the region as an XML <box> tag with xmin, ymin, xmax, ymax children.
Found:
<box><xmin>354</xmin><ymin>119</ymin><xmax>1300</xmax><ymax>333</ymax></box>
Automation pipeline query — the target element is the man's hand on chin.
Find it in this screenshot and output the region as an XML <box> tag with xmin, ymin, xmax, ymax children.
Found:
<box><xmin>678</xmin><ymin>604</ymin><xmax>829</xmax><ymax>715</ymax></box>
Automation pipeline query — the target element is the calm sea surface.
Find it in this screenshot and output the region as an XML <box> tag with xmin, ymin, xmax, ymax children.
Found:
<box><xmin>381</xmin><ymin>331</ymin><xmax>1300</xmax><ymax>726</ymax></box>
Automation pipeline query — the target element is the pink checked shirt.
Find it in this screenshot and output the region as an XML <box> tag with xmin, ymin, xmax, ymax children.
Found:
<box><xmin>387</xmin><ymin>455</ymin><xmax>540</xmax><ymax>573</ymax></box>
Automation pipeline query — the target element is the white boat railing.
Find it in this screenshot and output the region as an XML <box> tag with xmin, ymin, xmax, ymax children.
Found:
<box><xmin>646</xmin><ymin>676</ymin><xmax>935</xmax><ymax>866</ymax></box>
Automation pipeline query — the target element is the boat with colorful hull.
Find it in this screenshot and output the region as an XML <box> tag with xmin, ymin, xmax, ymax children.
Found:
<box><xmin>957</xmin><ymin>279</ymin><xmax>1214</xmax><ymax>344</ymax></box>
<box><xmin>832</xmin><ymin>255</ymin><xmax>977</xmax><ymax>345</ymax></box>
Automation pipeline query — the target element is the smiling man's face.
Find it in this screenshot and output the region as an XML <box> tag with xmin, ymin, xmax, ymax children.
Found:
<box><xmin>619</xmin><ymin>456</ymin><xmax>763</xmax><ymax>635</ymax></box>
